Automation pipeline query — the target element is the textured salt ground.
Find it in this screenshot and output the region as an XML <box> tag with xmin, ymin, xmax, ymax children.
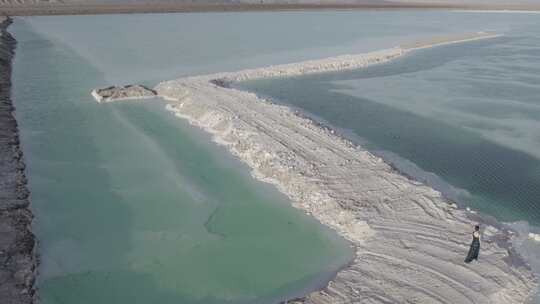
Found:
<box><xmin>151</xmin><ymin>33</ymin><xmax>537</xmax><ymax>304</ymax></box>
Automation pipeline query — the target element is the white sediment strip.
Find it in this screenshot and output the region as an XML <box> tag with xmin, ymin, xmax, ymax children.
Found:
<box><xmin>106</xmin><ymin>32</ymin><xmax>537</xmax><ymax>303</ymax></box>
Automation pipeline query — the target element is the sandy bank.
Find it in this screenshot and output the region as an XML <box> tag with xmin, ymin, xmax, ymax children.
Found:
<box><xmin>0</xmin><ymin>16</ymin><xmax>37</xmax><ymax>304</ymax></box>
<box><xmin>100</xmin><ymin>32</ymin><xmax>537</xmax><ymax>303</ymax></box>
<box><xmin>2</xmin><ymin>2</ymin><xmax>540</xmax><ymax>16</ymax></box>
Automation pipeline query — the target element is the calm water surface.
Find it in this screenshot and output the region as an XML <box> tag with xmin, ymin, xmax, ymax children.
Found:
<box><xmin>241</xmin><ymin>13</ymin><xmax>540</xmax><ymax>225</ymax></box>
<box><xmin>12</xmin><ymin>15</ymin><xmax>357</xmax><ymax>304</ymax></box>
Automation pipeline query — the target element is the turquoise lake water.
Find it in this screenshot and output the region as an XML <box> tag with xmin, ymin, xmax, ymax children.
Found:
<box><xmin>11</xmin><ymin>10</ymin><xmax>540</xmax><ymax>303</ymax></box>
<box><xmin>11</xmin><ymin>15</ymin><xmax>356</xmax><ymax>304</ymax></box>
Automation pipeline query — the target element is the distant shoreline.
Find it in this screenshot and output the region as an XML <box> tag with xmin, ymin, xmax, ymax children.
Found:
<box><xmin>2</xmin><ymin>3</ymin><xmax>540</xmax><ymax>16</ymax></box>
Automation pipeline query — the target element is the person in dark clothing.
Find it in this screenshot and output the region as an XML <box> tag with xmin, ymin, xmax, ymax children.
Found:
<box><xmin>465</xmin><ymin>225</ymin><xmax>481</xmax><ymax>263</ymax></box>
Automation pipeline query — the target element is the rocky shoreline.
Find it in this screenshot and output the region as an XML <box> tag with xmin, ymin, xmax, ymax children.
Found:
<box><xmin>0</xmin><ymin>16</ymin><xmax>37</xmax><ymax>304</ymax></box>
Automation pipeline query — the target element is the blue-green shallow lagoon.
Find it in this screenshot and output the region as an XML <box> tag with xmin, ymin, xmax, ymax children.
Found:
<box><xmin>11</xmin><ymin>18</ymin><xmax>353</xmax><ymax>304</ymax></box>
<box><xmin>240</xmin><ymin>14</ymin><xmax>540</xmax><ymax>226</ymax></box>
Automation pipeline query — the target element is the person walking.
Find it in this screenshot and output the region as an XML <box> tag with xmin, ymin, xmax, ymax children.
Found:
<box><xmin>465</xmin><ymin>225</ymin><xmax>481</xmax><ymax>263</ymax></box>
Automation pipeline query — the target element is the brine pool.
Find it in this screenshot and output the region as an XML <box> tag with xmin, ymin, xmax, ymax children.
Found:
<box><xmin>11</xmin><ymin>10</ymin><xmax>540</xmax><ymax>304</ymax></box>
<box><xmin>240</xmin><ymin>12</ymin><xmax>540</xmax><ymax>226</ymax></box>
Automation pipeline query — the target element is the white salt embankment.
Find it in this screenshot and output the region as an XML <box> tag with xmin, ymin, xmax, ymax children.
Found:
<box><xmin>99</xmin><ymin>32</ymin><xmax>538</xmax><ymax>303</ymax></box>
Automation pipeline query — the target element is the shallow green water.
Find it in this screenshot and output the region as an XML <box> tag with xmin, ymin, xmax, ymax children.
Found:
<box><xmin>12</xmin><ymin>19</ymin><xmax>352</xmax><ymax>304</ymax></box>
<box><xmin>240</xmin><ymin>13</ymin><xmax>540</xmax><ymax>226</ymax></box>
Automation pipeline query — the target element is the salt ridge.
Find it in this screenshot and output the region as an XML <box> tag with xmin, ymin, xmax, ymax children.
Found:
<box><xmin>101</xmin><ymin>32</ymin><xmax>537</xmax><ymax>303</ymax></box>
